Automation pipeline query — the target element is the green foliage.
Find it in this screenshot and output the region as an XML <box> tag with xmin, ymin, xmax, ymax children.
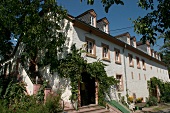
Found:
<box><xmin>0</xmin><ymin>94</ymin><xmax>62</xmax><ymax>113</ymax></box>
<box><xmin>3</xmin><ymin>81</ymin><xmax>27</xmax><ymax>106</ymax></box>
<box><xmin>45</xmin><ymin>94</ymin><xmax>63</xmax><ymax>113</ymax></box>
<box><xmin>81</xmin><ymin>0</ymin><xmax>170</xmax><ymax>44</ymax></box>
<box><xmin>82</xmin><ymin>0</ymin><xmax>124</xmax><ymax>12</ymax></box>
<box><xmin>0</xmin><ymin>80</ymin><xmax>62</xmax><ymax>113</ymax></box>
<box><xmin>57</xmin><ymin>44</ymin><xmax>117</xmax><ymax>106</ymax></box>
<box><xmin>133</xmin><ymin>0</ymin><xmax>170</xmax><ymax>44</ymax></box>
<box><xmin>146</xmin><ymin>96</ymin><xmax>158</xmax><ymax>106</ymax></box>
<box><xmin>160</xmin><ymin>37</ymin><xmax>170</xmax><ymax>74</ymax></box>
<box><xmin>148</xmin><ymin>77</ymin><xmax>170</xmax><ymax>104</ymax></box>
<box><xmin>36</xmin><ymin>81</ymin><xmax>48</xmax><ymax>102</ymax></box>
<box><xmin>0</xmin><ymin>0</ymin><xmax>68</xmax><ymax>80</ymax></box>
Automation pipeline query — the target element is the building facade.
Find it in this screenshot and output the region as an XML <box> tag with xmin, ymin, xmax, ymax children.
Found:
<box><xmin>0</xmin><ymin>9</ymin><xmax>169</xmax><ymax>108</ymax></box>
<box><xmin>58</xmin><ymin>9</ymin><xmax>169</xmax><ymax>105</ymax></box>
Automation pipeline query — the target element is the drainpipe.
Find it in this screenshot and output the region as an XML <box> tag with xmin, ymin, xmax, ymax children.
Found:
<box><xmin>123</xmin><ymin>44</ymin><xmax>128</xmax><ymax>102</ymax></box>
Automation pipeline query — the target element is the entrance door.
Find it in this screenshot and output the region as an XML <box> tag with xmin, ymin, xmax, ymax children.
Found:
<box><xmin>80</xmin><ymin>72</ymin><xmax>95</xmax><ymax>106</ymax></box>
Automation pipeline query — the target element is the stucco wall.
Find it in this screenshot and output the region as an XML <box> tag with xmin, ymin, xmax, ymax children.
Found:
<box><xmin>71</xmin><ymin>26</ymin><xmax>169</xmax><ymax>102</ymax></box>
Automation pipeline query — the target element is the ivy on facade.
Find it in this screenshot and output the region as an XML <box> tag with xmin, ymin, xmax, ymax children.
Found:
<box><xmin>148</xmin><ymin>77</ymin><xmax>170</xmax><ymax>103</ymax></box>
<box><xmin>56</xmin><ymin>44</ymin><xmax>117</xmax><ymax>106</ymax></box>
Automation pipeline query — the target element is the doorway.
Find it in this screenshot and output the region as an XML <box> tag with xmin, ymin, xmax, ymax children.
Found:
<box><xmin>80</xmin><ymin>72</ymin><xmax>95</xmax><ymax>106</ymax></box>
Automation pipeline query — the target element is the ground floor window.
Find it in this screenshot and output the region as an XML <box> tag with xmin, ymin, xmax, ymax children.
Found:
<box><xmin>116</xmin><ymin>75</ymin><xmax>123</xmax><ymax>91</ymax></box>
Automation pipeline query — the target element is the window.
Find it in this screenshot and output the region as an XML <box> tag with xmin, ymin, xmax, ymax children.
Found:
<box><xmin>131</xmin><ymin>72</ymin><xmax>134</xmax><ymax>79</ymax></box>
<box><xmin>128</xmin><ymin>54</ymin><xmax>134</xmax><ymax>67</ymax></box>
<box><xmin>103</xmin><ymin>24</ymin><xmax>107</xmax><ymax>33</ymax></box>
<box><xmin>142</xmin><ymin>59</ymin><xmax>146</xmax><ymax>70</ymax></box>
<box><xmin>144</xmin><ymin>74</ymin><xmax>146</xmax><ymax>80</ymax></box>
<box><xmin>152</xmin><ymin>52</ymin><xmax>155</xmax><ymax>58</ymax></box>
<box><xmin>90</xmin><ymin>16</ymin><xmax>94</xmax><ymax>26</ymax></box>
<box><xmin>136</xmin><ymin>57</ymin><xmax>140</xmax><ymax>69</ymax></box>
<box><xmin>116</xmin><ymin>75</ymin><xmax>123</xmax><ymax>91</ymax></box>
<box><xmin>139</xmin><ymin>73</ymin><xmax>141</xmax><ymax>80</ymax></box>
<box><xmin>150</xmin><ymin>66</ymin><xmax>152</xmax><ymax>70</ymax></box>
<box><xmin>147</xmin><ymin>46</ymin><xmax>150</xmax><ymax>55</ymax></box>
<box><xmin>102</xmin><ymin>43</ymin><xmax>110</xmax><ymax>61</ymax></box>
<box><xmin>115</xmin><ymin>48</ymin><xmax>121</xmax><ymax>64</ymax></box>
<box><xmin>86</xmin><ymin>37</ymin><xmax>96</xmax><ymax>58</ymax></box>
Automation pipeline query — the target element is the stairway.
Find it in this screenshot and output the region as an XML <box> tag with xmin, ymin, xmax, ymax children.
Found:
<box><xmin>64</xmin><ymin>104</ymin><xmax>111</xmax><ymax>113</ymax></box>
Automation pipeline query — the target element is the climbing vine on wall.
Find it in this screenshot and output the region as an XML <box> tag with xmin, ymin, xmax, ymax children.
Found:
<box><xmin>148</xmin><ymin>77</ymin><xmax>170</xmax><ymax>102</ymax></box>
<box><xmin>56</xmin><ymin>44</ymin><xmax>117</xmax><ymax>106</ymax></box>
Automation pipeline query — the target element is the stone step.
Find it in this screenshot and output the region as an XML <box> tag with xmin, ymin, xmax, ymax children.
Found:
<box><xmin>64</xmin><ymin>104</ymin><xmax>98</xmax><ymax>112</ymax></box>
<box><xmin>64</xmin><ymin>104</ymin><xmax>111</xmax><ymax>113</ymax></box>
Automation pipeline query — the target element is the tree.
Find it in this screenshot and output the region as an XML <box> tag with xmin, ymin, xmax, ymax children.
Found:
<box><xmin>0</xmin><ymin>0</ymin><xmax>68</xmax><ymax>79</ymax></box>
<box><xmin>81</xmin><ymin>0</ymin><xmax>124</xmax><ymax>13</ymax></box>
<box><xmin>160</xmin><ymin>36</ymin><xmax>170</xmax><ymax>73</ymax></box>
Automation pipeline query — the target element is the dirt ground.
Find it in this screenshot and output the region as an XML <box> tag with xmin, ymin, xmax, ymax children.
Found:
<box><xmin>134</xmin><ymin>103</ymin><xmax>170</xmax><ymax>113</ymax></box>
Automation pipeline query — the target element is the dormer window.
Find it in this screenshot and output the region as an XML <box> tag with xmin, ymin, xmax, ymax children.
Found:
<box><xmin>103</xmin><ymin>24</ymin><xmax>107</xmax><ymax>33</ymax></box>
<box><xmin>90</xmin><ymin>16</ymin><xmax>94</xmax><ymax>26</ymax></box>
<box><xmin>147</xmin><ymin>46</ymin><xmax>151</xmax><ymax>55</ymax></box>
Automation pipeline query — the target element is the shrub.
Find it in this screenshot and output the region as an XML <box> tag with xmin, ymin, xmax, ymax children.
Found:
<box><xmin>146</xmin><ymin>96</ymin><xmax>158</xmax><ymax>106</ymax></box>
<box><xmin>45</xmin><ymin>94</ymin><xmax>62</xmax><ymax>113</ymax></box>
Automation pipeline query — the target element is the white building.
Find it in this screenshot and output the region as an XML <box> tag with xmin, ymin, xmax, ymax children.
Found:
<box><xmin>0</xmin><ymin>9</ymin><xmax>169</xmax><ymax>108</ymax></box>
<box><xmin>59</xmin><ymin>9</ymin><xmax>169</xmax><ymax>106</ymax></box>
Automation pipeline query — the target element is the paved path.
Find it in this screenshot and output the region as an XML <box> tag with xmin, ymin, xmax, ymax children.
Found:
<box><xmin>134</xmin><ymin>104</ymin><xmax>170</xmax><ymax>113</ymax></box>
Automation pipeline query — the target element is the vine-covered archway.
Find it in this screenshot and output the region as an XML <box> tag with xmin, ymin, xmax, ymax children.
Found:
<box><xmin>56</xmin><ymin>44</ymin><xmax>118</xmax><ymax>106</ymax></box>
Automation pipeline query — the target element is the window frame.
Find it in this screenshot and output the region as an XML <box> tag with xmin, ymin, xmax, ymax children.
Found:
<box><xmin>101</xmin><ymin>43</ymin><xmax>110</xmax><ymax>61</ymax></box>
<box><xmin>139</xmin><ymin>73</ymin><xmax>141</xmax><ymax>80</ymax></box>
<box><xmin>116</xmin><ymin>74</ymin><xmax>123</xmax><ymax>91</ymax></box>
<box><xmin>136</xmin><ymin>57</ymin><xmax>141</xmax><ymax>69</ymax></box>
<box><xmin>142</xmin><ymin>59</ymin><xmax>146</xmax><ymax>70</ymax></box>
<box><xmin>90</xmin><ymin>16</ymin><xmax>94</xmax><ymax>26</ymax></box>
<box><xmin>144</xmin><ymin>74</ymin><xmax>146</xmax><ymax>80</ymax></box>
<box><xmin>128</xmin><ymin>53</ymin><xmax>134</xmax><ymax>67</ymax></box>
<box><xmin>85</xmin><ymin>37</ymin><xmax>96</xmax><ymax>58</ymax></box>
<box><xmin>131</xmin><ymin>72</ymin><xmax>134</xmax><ymax>79</ymax></box>
<box><xmin>103</xmin><ymin>24</ymin><xmax>107</xmax><ymax>33</ymax></box>
<box><xmin>114</xmin><ymin>48</ymin><xmax>121</xmax><ymax>64</ymax></box>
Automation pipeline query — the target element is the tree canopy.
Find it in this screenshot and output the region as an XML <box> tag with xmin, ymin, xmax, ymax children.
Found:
<box><xmin>0</xmin><ymin>0</ymin><xmax>68</xmax><ymax>77</ymax></box>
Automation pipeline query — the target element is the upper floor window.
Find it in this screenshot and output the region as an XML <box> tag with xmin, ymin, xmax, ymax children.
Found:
<box><xmin>142</xmin><ymin>59</ymin><xmax>146</xmax><ymax>70</ymax></box>
<box><xmin>102</xmin><ymin>43</ymin><xmax>110</xmax><ymax>61</ymax></box>
<box><xmin>90</xmin><ymin>16</ymin><xmax>94</xmax><ymax>26</ymax></box>
<box><xmin>86</xmin><ymin>37</ymin><xmax>96</xmax><ymax>58</ymax></box>
<box><xmin>136</xmin><ymin>57</ymin><xmax>140</xmax><ymax>69</ymax></box>
<box><xmin>128</xmin><ymin>54</ymin><xmax>134</xmax><ymax>67</ymax></box>
<box><xmin>114</xmin><ymin>48</ymin><xmax>121</xmax><ymax>64</ymax></box>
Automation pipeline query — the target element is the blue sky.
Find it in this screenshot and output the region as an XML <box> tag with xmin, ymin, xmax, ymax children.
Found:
<box><xmin>57</xmin><ymin>0</ymin><xmax>163</xmax><ymax>51</ymax></box>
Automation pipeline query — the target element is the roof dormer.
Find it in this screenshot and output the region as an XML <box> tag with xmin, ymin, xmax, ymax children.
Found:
<box><xmin>76</xmin><ymin>9</ymin><xmax>97</xmax><ymax>27</ymax></box>
<box><xmin>130</xmin><ymin>36</ymin><xmax>136</xmax><ymax>48</ymax></box>
<box><xmin>151</xmin><ymin>49</ymin><xmax>155</xmax><ymax>57</ymax></box>
<box><xmin>115</xmin><ymin>32</ymin><xmax>131</xmax><ymax>45</ymax></box>
<box><xmin>97</xmin><ymin>17</ymin><xmax>109</xmax><ymax>34</ymax></box>
<box><xmin>136</xmin><ymin>40</ymin><xmax>151</xmax><ymax>54</ymax></box>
